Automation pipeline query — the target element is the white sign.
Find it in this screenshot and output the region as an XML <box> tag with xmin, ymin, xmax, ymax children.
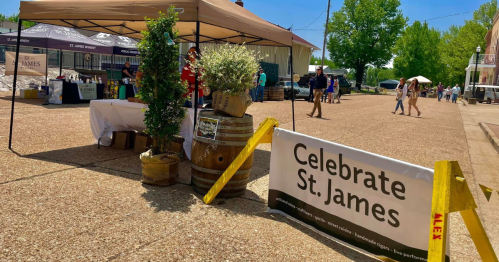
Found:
<box><xmin>78</xmin><ymin>83</ymin><xmax>97</xmax><ymax>100</ymax></box>
<box><xmin>5</xmin><ymin>51</ymin><xmax>46</xmax><ymax>76</ymax></box>
<box><xmin>268</xmin><ymin>129</ymin><xmax>448</xmax><ymax>262</ymax></box>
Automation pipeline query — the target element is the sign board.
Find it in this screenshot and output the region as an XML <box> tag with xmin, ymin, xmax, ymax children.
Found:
<box><xmin>196</xmin><ymin>117</ymin><xmax>219</xmax><ymax>140</ymax></box>
<box><xmin>78</xmin><ymin>83</ymin><xmax>97</xmax><ymax>100</ymax></box>
<box><xmin>5</xmin><ymin>51</ymin><xmax>46</xmax><ymax>76</ymax></box>
<box><xmin>84</xmin><ymin>53</ymin><xmax>91</xmax><ymax>61</ymax></box>
<box><xmin>268</xmin><ymin>128</ymin><xmax>448</xmax><ymax>262</ymax></box>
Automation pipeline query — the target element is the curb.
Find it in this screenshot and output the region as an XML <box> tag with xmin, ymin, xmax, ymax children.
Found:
<box><xmin>479</xmin><ymin>122</ymin><xmax>499</xmax><ymax>154</ymax></box>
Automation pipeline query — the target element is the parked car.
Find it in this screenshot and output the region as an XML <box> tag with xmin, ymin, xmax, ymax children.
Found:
<box><xmin>475</xmin><ymin>86</ymin><xmax>499</xmax><ymax>104</ymax></box>
<box><xmin>336</xmin><ymin>75</ymin><xmax>352</xmax><ymax>95</ymax></box>
<box><xmin>276</xmin><ymin>81</ymin><xmax>310</xmax><ymax>101</ymax></box>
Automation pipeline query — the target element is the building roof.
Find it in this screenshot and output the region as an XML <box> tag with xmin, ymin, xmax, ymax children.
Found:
<box><xmin>380</xmin><ymin>79</ymin><xmax>399</xmax><ymax>84</ymax></box>
<box><xmin>293</xmin><ymin>34</ymin><xmax>320</xmax><ymax>50</ymax></box>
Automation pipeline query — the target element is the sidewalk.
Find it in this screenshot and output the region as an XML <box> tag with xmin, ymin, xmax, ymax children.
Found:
<box><xmin>458</xmin><ymin>101</ymin><xmax>499</xmax><ymax>253</ymax></box>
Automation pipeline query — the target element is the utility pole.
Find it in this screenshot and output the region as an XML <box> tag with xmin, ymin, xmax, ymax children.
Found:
<box><xmin>321</xmin><ymin>0</ymin><xmax>331</xmax><ymax>69</ymax></box>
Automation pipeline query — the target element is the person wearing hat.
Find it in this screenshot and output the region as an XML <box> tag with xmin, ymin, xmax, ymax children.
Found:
<box><xmin>256</xmin><ymin>68</ymin><xmax>267</xmax><ymax>102</ymax></box>
<box><xmin>307</xmin><ymin>66</ymin><xmax>327</xmax><ymax>118</ymax></box>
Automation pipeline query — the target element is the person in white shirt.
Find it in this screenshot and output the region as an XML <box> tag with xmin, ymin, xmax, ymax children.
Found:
<box><xmin>451</xmin><ymin>84</ymin><xmax>461</xmax><ymax>103</ymax></box>
<box><xmin>445</xmin><ymin>86</ymin><xmax>452</xmax><ymax>102</ymax></box>
<box><xmin>392</xmin><ymin>78</ymin><xmax>408</xmax><ymax>115</ymax></box>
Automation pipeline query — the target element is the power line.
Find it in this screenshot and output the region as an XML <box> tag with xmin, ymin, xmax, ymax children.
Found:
<box><xmin>295</xmin><ymin>8</ymin><xmax>327</xmax><ymax>31</ymax></box>
<box><xmin>409</xmin><ymin>10</ymin><xmax>474</xmax><ymax>25</ymax></box>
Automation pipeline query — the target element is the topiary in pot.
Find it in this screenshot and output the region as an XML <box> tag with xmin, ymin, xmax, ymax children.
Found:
<box><xmin>191</xmin><ymin>43</ymin><xmax>263</xmax><ymax>117</ymax></box>
<box><xmin>137</xmin><ymin>8</ymin><xmax>187</xmax><ymax>186</ymax></box>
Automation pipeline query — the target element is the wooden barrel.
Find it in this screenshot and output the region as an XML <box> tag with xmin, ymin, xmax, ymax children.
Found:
<box><xmin>268</xmin><ymin>86</ymin><xmax>284</xmax><ymax>101</ymax></box>
<box><xmin>191</xmin><ymin>110</ymin><xmax>254</xmax><ymax>198</ymax></box>
<box><xmin>263</xmin><ymin>87</ymin><xmax>269</xmax><ymax>101</ymax></box>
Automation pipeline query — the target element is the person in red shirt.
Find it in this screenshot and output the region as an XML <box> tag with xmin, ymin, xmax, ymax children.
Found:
<box><xmin>181</xmin><ymin>47</ymin><xmax>206</xmax><ymax>107</ymax></box>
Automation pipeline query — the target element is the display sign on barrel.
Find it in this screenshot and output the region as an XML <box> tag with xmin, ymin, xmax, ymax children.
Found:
<box><xmin>78</xmin><ymin>83</ymin><xmax>97</xmax><ymax>100</ymax></box>
<box><xmin>5</xmin><ymin>51</ymin><xmax>46</xmax><ymax>76</ymax></box>
<box><xmin>268</xmin><ymin>128</ymin><xmax>448</xmax><ymax>262</ymax></box>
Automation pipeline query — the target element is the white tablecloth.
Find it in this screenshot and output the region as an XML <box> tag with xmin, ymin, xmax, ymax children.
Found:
<box><xmin>89</xmin><ymin>99</ymin><xmax>194</xmax><ymax>160</ymax></box>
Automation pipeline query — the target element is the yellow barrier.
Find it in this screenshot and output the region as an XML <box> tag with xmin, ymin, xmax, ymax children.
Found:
<box><xmin>202</xmin><ymin>117</ymin><xmax>279</xmax><ymax>204</ymax></box>
<box><xmin>428</xmin><ymin>161</ymin><xmax>498</xmax><ymax>262</ymax></box>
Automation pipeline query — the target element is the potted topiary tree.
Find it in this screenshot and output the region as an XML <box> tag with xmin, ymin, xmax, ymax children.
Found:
<box><xmin>137</xmin><ymin>8</ymin><xmax>187</xmax><ymax>186</ymax></box>
<box><xmin>192</xmin><ymin>44</ymin><xmax>262</xmax><ymax>117</ymax></box>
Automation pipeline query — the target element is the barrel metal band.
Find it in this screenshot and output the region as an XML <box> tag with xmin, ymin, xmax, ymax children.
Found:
<box><xmin>193</xmin><ymin>136</ymin><xmax>249</xmax><ymax>146</ymax></box>
<box><xmin>192</xmin><ymin>174</ymin><xmax>250</xmax><ymax>185</ymax></box>
<box><xmin>192</xmin><ymin>180</ymin><xmax>249</xmax><ymax>190</ymax></box>
<box><xmin>216</xmin><ymin>132</ymin><xmax>254</xmax><ymax>138</ymax></box>
<box><xmin>199</xmin><ymin>110</ymin><xmax>253</xmax><ymax>123</ymax></box>
<box><xmin>191</xmin><ymin>163</ymin><xmax>252</xmax><ymax>175</ymax></box>
<box><xmin>217</xmin><ymin>125</ymin><xmax>254</xmax><ymax>131</ymax></box>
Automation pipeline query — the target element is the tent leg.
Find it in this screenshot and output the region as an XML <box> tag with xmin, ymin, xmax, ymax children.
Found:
<box><xmin>59</xmin><ymin>49</ymin><xmax>63</xmax><ymax>76</ymax></box>
<box><xmin>290</xmin><ymin>45</ymin><xmax>295</xmax><ymax>132</ymax></box>
<box><xmin>193</xmin><ymin>21</ymin><xmax>200</xmax><ymax>133</ymax></box>
<box><xmin>8</xmin><ymin>20</ymin><xmax>23</xmax><ymax>150</ymax></box>
<box><xmin>45</xmin><ymin>48</ymin><xmax>48</xmax><ymax>87</ymax></box>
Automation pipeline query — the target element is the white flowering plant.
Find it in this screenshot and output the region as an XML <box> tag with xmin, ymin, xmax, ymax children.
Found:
<box><xmin>191</xmin><ymin>44</ymin><xmax>264</xmax><ymax>96</ymax></box>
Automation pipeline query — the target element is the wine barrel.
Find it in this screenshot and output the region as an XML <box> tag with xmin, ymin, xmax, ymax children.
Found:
<box><xmin>268</xmin><ymin>86</ymin><xmax>284</xmax><ymax>101</ymax></box>
<box><xmin>263</xmin><ymin>87</ymin><xmax>269</xmax><ymax>101</ymax></box>
<box><xmin>191</xmin><ymin>110</ymin><xmax>254</xmax><ymax>198</ymax></box>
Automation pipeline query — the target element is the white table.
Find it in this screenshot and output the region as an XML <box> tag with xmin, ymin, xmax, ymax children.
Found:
<box><xmin>89</xmin><ymin>99</ymin><xmax>194</xmax><ymax>160</ymax></box>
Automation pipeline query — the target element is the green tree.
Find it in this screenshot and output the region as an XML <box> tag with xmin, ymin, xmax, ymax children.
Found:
<box><xmin>393</xmin><ymin>21</ymin><xmax>444</xmax><ymax>84</ymax></box>
<box><xmin>365</xmin><ymin>67</ymin><xmax>394</xmax><ymax>86</ymax></box>
<box><xmin>310</xmin><ymin>55</ymin><xmax>337</xmax><ymax>69</ymax></box>
<box><xmin>440</xmin><ymin>21</ymin><xmax>487</xmax><ymax>86</ymax></box>
<box><xmin>4</xmin><ymin>13</ymin><xmax>36</xmax><ymax>29</ymax></box>
<box><xmin>327</xmin><ymin>0</ymin><xmax>406</xmax><ymax>88</ymax></box>
<box><xmin>473</xmin><ymin>0</ymin><xmax>498</xmax><ymax>30</ymax></box>
<box><xmin>138</xmin><ymin>8</ymin><xmax>186</xmax><ymax>154</ymax></box>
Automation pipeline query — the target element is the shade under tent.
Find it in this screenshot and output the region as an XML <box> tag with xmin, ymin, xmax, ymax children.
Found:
<box><xmin>9</xmin><ymin>0</ymin><xmax>296</xmax><ymax>150</ymax></box>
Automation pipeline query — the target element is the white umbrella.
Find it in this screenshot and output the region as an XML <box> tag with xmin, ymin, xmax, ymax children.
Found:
<box><xmin>408</xmin><ymin>76</ymin><xmax>432</xmax><ymax>84</ymax></box>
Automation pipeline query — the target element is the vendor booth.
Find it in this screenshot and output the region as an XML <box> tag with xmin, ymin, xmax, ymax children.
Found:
<box><xmin>9</xmin><ymin>0</ymin><xmax>295</xmax><ymax>151</ymax></box>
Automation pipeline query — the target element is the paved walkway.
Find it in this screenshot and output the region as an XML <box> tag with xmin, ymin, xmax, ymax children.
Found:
<box><xmin>458</xmin><ymin>101</ymin><xmax>499</xmax><ymax>254</ymax></box>
<box><xmin>0</xmin><ymin>92</ymin><xmax>490</xmax><ymax>261</ymax></box>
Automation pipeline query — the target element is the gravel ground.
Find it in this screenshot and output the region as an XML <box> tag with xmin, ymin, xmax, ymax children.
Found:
<box><xmin>0</xmin><ymin>92</ymin><xmax>485</xmax><ymax>261</ymax></box>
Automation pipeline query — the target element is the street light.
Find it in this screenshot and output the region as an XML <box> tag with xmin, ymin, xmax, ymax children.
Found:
<box><xmin>472</xmin><ymin>45</ymin><xmax>481</xmax><ymax>98</ymax></box>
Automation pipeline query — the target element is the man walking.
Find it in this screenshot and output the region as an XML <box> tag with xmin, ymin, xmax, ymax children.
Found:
<box><xmin>451</xmin><ymin>84</ymin><xmax>461</xmax><ymax>103</ymax></box>
<box><xmin>307</xmin><ymin>66</ymin><xmax>327</xmax><ymax>118</ymax></box>
<box><xmin>308</xmin><ymin>75</ymin><xmax>316</xmax><ymax>103</ymax></box>
<box><xmin>256</xmin><ymin>68</ymin><xmax>266</xmax><ymax>102</ymax></box>
<box><xmin>437</xmin><ymin>82</ymin><xmax>444</xmax><ymax>102</ymax></box>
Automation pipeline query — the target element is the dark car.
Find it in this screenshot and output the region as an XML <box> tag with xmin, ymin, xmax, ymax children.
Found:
<box><xmin>276</xmin><ymin>81</ymin><xmax>310</xmax><ymax>101</ymax></box>
<box><xmin>335</xmin><ymin>75</ymin><xmax>352</xmax><ymax>95</ymax></box>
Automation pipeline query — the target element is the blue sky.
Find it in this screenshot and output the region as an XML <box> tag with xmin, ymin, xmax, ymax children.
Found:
<box><xmin>1</xmin><ymin>0</ymin><xmax>491</xmax><ymax>59</ymax></box>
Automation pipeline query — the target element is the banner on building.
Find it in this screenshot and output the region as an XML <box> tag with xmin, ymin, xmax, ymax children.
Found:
<box><xmin>5</xmin><ymin>51</ymin><xmax>46</xmax><ymax>76</ymax></box>
<box><xmin>268</xmin><ymin>128</ymin><xmax>449</xmax><ymax>262</ymax></box>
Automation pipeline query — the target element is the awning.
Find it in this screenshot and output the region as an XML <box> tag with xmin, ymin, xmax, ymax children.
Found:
<box><xmin>0</xmin><ymin>23</ymin><xmax>112</xmax><ymax>54</ymax></box>
<box><xmin>19</xmin><ymin>0</ymin><xmax>292</xmax><ymax>47</ymax></box>
<box><xmin>89</xmin><ymin>33</ymin><xmax>139</xmax><ymax>56</ymax></box>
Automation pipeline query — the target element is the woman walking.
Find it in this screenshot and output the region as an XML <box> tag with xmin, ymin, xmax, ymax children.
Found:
<box><xmin>327</xmin><ymin>75</ymin><xmax>335</xmax><ymax>103</ymax></box>
<box><xmin>407</xmin><ymin>79</ymin><xmax>422</xmax><ymax>117</ymax></box>
<box><xmin>392</xmin><ymin>78</ymin><xmax>407</xmax><ymax>115</ymax></box>
<box><xmin>323</xmin><ymin>75</ymin><xmax>331</xmax><ymax>102</ymax></box>
<box><xmin>332</xmin><ymin>76</ymin><xmax>340</xmax><ymax>103</ymax></box>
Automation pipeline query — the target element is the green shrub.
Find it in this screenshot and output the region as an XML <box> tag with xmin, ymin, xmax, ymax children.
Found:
<box><xmin>137</xmin><ymin>8</ymin><xmax>187</xmax><ymax>154</ymax></box>
<box><xmin>193</xmin><ymin>43</ymin><xmax>262</xmax><ymax>95</ymax></box>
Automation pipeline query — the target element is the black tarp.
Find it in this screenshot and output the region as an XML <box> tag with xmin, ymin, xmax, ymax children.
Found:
<box><xmin>89</xmin><ymin>33</ymin><xmax>139</xmax><ymax>57</ymax></box>
<box><xmin>0</xmin><ymin>24</ymin><xmax>112</xmax><ymax>54</ymax></box>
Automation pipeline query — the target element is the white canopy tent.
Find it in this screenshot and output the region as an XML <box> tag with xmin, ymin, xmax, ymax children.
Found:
<box><xmin>408</xmin><ymin>76</ymin><xmax>432</xmax><ymax>84</ymax></box>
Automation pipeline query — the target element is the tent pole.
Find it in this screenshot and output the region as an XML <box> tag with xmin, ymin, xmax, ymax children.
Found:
<box><xmin>45</xmin><ymin>48</ymin><xmax>48</xmax><ymax>87</ymax></box>
<box><xmin>59</xmin><ymin>49</ymin><xmax>63</xmax><ymax>76</ymax></box>
<box><xmin>193</xmin><ymin>20</ymin><xmax>200</xmax><ymax>133</ymax></box>
<box><xmin>8</xmin><ymin>20</ymin><xmax>23</xmax><ymax>150</ymax></box>
<box><xmin>290</xmin><ymin>44</ymin><xmax>295</xmax><ymax>132</ymax></box>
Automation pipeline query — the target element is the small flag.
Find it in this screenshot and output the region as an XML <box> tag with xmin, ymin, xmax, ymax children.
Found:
<box><xmin>164</xmin><ymin>32</ymin><xmax>175</xmax><ymax>46</ymax></box>
<box><xmin>479</xmin><ymin>184</ymin><xmax>494</xmax><ymax>202</ymax></box>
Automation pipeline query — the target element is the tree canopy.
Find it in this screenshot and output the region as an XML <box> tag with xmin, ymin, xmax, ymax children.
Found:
<box><xmin>393</xmin><ymin>21</ymin><xmax>444</xmax><ymax>84</ymax></box>
<box><xmin>310</xmin><ymin>55</ymin><xmax>337</xmax><ymax>69</ymax></box>
<box><xmin>327</xmin><ymin>0</ymin><xmax>406</xmax><ymax>88</ymax></box>
<box><xmin>0</xmin><ymin>12</ymin><xmax>36</xmax><ymax>29</ymax></box>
